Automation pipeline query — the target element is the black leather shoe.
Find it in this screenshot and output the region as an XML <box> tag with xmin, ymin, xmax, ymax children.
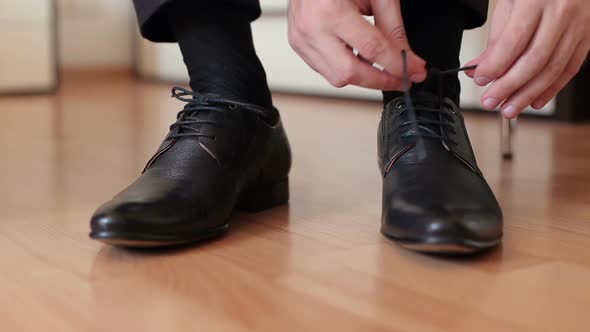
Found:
<box><xmin>90</xmin><ymin>87</ymin><xmax>291</xmax><ymax>247</ymax></box>
<box><xmin>378</xmin><ymin>92</ymin><xmax>503</xmax><ymax>254</ymax></box>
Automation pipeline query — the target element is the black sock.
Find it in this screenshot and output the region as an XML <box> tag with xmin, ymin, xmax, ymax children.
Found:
<box><xmin>383</xmin><ymin>0</ymin><xmax>466</xmax><ymax>106</ymax></box>
<box><xmin>167</xmin><ymin>1</ymin><xmax>273</xmax><ymax>109</ymax></box>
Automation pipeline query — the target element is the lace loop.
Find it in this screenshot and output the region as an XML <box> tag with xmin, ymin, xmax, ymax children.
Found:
<box><xmin>167</xmin><ymin>87</ymin><xmax>272</xmax><ymax>141</ymax></box>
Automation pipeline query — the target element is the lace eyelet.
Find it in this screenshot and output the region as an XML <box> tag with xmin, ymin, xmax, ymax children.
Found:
<box><xmin>395</xmin><ymin>102</ymin><xmax>404</xmax><ymax>110</ymax></box>
<box><xmin>228</xmin><ymin>104</ymin><xmax>237</xmax><ymax>110</ymax></box>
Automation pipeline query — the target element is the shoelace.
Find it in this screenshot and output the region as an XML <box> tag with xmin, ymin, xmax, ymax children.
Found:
<box><xmin>168</xmin><ymin>87</ymin><xmax>273</xmax><ymax>140</ymax></box>
<box><xmin>400</xmin><ymin>50</ymin><xmax>476</xmax><ymax>160</ymax></box>
<box><xmin>169</xmin><ymin>57</ymin><xmax>474</xmax><ymax>153</ymax></box>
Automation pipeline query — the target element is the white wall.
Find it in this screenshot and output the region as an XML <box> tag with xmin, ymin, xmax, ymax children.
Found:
<box><xmin>0</xmin><ymin>0</ymin><xmax>56</xmax><ymax>91</ymax></box>
<box><xmin>57</xmin><ymin>0</ymin><xmax>134</xmax><ymax>68</ymax></box>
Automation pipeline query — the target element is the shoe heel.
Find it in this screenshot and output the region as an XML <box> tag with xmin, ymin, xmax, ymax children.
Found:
<box><xmin>237</xmin><ymin>177</ymin><xmax>289</xmax><ymax>212</ymax></box>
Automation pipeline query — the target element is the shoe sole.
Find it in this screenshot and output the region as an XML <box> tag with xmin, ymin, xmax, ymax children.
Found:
<box><xmin>383</xmin><ymin>232</ymin><xmax>502</xmax><ymax>255</ymax></box>
<box><xmin>89</xmin><ymin>224</ymin><xmax>230</xmax><ymax>248</ymax></box>
<box><xmin>90</xmin><ymin>178</ymin><xmax>289</xmax><ymax>248</ymax></box>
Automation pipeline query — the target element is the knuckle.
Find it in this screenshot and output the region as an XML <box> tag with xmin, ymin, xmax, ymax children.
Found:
<box><xmin>564</xmin><ymin>63</ymin><xmax>581</xmax><ymax>78</ymax></box>
<box><xmin>531</xmin><ymin>100</ymin><xmax>545</xmax><ymax>110</ymax></box>
<box><xmin>341</xmin><ymin>58</ymin><xmax>357</xmax><ymax>76</ymax></box>
<box><xmin>503</xmin><ymin>32</ymin><xmax>526</xmax><ymax>50</ymax></box>
<box><xmin>523</xmin><ymin>94</ymin><xmax>537</xmax><ymax>107</ymax></box>
<box><xmin>537</xmin><ymin>94</ymin><xmax>553</xmax><ymax>107</ymax></box>
<box><xmin>546</xmin><ymin>60</ymin><xmax>566</xmax><ymax>77</ymax></box>
<box><xmin>494</xmin><ymin>81</ymin><xmax>519</xmax><ymax>99</ymax></box>
<box><xmin>387</xmin><ymin>26</ymin><xmax>407</xmax><ymax>41</ymax></box>
<box><xmin>527</xmin><ymin>50</ymin><xmax>549</xmax><ymax>68</ymax></box>
<box><xmin>567</xmin><ymin>53</ymin><xmax>587</xmax><ymax>77</ymax></box>
<box><xmin>358</xmin><ymin>37</ymin><xmax>384</xmax><ymax>60</ymax></box>
<box><xmin>386</xmin><ymin>78</ymin><xmax>402</xmax><ymax>90</ymax></box>
<box><xmin>288</xmin><ymin>30</ymin><xmax>302</xmax><ymax>50</ymax></box>
<box><xmin>292</xmin><ymin>18</ymin><xmax>311</xmax><ymax>37</ymax></box>
<box><xmin>480</xmin><ymin>56</ymin><xmax>510</xmax><ymax>78</ymax></box>
<box><xmin>329</xmin><ymin>76</ymin><xmax>349</xmax><ymax>88</ymax></box>
<box><xmin>478</xmin><ymin>61</ymin><xmax>502</xmax><ymax>78</ymax></box>
<box><xmin>483</xmin><ymin>66</ymin><xmax>501</xmax><ymax>78</ymax></box>
<box><xmin>290</xmin><ymin>9</ymin><xmax>318</xmax><ymax>38</ymax></box>
<box><xmin>556</xmin><ymin>1</ymin><xmax>576</xmax><ymax>18</ymax></box>
<box><xmin>317</xmin><ymin>0</ymin><xmax>339</xmax><ymax>15</ymax></box>
<box><xmin>330</xmin><ymin>66</ymin><xmax>354</xmax><ymax>88</ymax></box>
<box><xmin>507</xmin><ymin>26</ymin><xmax>526</xmax><ymax>44</ymax></box>
<box><xmin>504</xmin><ymin>80</ymin><xmax>522</xmax><ymax>95</ymax></box>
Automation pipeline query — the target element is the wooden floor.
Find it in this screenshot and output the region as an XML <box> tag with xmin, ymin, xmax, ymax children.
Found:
<box><xmin>1</xmin><ymin>71</ymin><xmax>590</xmax><ymax>331</ymax></box>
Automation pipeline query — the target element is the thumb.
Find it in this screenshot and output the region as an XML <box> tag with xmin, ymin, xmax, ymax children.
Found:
<box><xmin>372</xmin><ymin>0</ymin><xmax>426</xmax><ymax>82</ymax></box>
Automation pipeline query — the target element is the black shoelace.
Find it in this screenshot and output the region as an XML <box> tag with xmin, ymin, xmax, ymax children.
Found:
<box><xmin>400</xmin><ymin>50</ymin><xmax>476</xmax><ymax>161</ymax></box>
<box><xmin>169</xmin><ymin>56</ymin><xmax>474</xmax><ymax>157</ymax></box>
<box><xmin>168</xmin><ymin>87</ymin><xmax>272</xmax><ymax>140</ymax></box>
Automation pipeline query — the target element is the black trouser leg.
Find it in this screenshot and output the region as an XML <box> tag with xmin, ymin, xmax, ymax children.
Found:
<box><xmin>383</xmin><ymin>0</ymin><xmax>469</xmax><ymax>106</ymax></box>
<box><xmin>133</xmin><ymin>0</ymin><xmax>262</xmax><ymax>42</ymax></box>
<box><xmin>165</xmin><ymin>0</ymin><xmax>273</xmax><ymax>109</ymax></box>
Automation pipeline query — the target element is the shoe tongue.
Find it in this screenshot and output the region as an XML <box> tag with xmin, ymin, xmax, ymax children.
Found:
<box><xmin>401</xmin><ymin>92</ymin><xmax>444</xmax><ymax>137</ymax></box>
<box><xmin>177</xmin><ymin>104</ymin><xmax>214</xmax><ymax>136</ymax></box>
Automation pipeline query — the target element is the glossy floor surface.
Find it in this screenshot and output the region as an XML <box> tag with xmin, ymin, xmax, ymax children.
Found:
<box><xmin>1</xmin><ymin>72</ymin><xmax>589</xmax><ymax>331</ymax></box>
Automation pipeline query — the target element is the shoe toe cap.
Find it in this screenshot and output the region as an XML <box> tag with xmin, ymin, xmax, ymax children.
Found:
<box><xmin>90</xmin><ymin>210</ymin><xmax>129</xmax><ymax>235</ymax></box>
<box><xmin>382</xmin><ymin>199</ymin><xmax>503</xmax><ymax>243</ymax></box>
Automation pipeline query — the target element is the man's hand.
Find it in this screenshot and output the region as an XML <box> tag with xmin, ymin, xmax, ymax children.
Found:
<box><xmin>466</xmin><ymin>0</ymin><xmax>590</xmax><ymax>119</ymax></box>
<box><xmin>288</xmin><ymin>0</ymin><xmax>426</xmax><ymax>90</ymax></box>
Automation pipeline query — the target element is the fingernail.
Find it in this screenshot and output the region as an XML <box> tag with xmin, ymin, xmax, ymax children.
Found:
<box><xmin>483</xmin><ymin>97</ymin><xmax>499</xmax><ymax>110</ymax></box>
<box><xmin>475</xmin><ymin>76</ymin><xmax>492</xmax><ymax>86</ymax></box>
<box><xmin>503</xmin><ymin>105</ymin><xmax>518</xmax><ymax>118</ymax></box>
<box><xmin>410</xmin><ymin>73</ymin><xmax>426</xmax><ymax>82</ymax></box>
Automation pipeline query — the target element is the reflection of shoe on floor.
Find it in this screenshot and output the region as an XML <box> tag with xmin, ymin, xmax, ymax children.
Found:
<box><xmin>90</xmin><ymin>87</ymin><xmax>291</xmax><ymax>247</ymax></box>
<box><xmin>378</xmin><ymin>92</ymin><xmax>503</xmax><ymax>254</ymax></box>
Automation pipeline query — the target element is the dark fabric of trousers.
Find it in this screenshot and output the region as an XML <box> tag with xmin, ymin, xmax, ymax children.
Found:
<box><xmin>133</xmin><ymin>0</ymin><xmax>489</xmax><ymax>42</ymax></box>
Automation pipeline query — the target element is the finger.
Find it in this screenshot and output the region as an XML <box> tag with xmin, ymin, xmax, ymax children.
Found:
<box><xmin>500</xmin><ymin>31</ymin><xmax>581</xmax><ymax>118</ymax></box>
<box><xmin>473</xmin><ymin>2</ymin><xmax>542</xmax><ymax>86</ymax></box>
<box><xmin>464</xmin><ymin>51</ymin><xmax>488</xmax><ymax>78</ymax></box>
<box><xmin>317</xmin><ymin>37</ymin><xmax>404</xmax><ymax>90</ymax></box>
<box><xmin>465</xmin><ymin>0</ymin><xmax>514</xmax><ymax>77</ymax></box>
<box><xmin>487</xmin><ymin>0</ymin><xmax>514</xmax><ymax>49</ymax></box>
<box><xmin>372</xmin><ymin>0</ymin><xmax>408</xmax><ymax>48</ymax></box>
<box><xmin>334</xmin><ymin>12</ymin><xmax>424</xmax><ymax>81</ymax></box>
<box><xmin>288</xmin><ymin>32</ymin><xmax>334</xmax><ymax>81</ymax></box>
<box><xmin>348</xmin><ymin>58</ymin><xmax>405</xmax><ymax>90</ymax></box>
<box><xmin>532</xmin><ymin>42</ymin><xmax>589</xmax><ymax>109</ymax></box>
<box><xmin>480</xmin><ymin>12</ymin><xmax>565</xmax><ymax>111</ymax></box>
<box><xmin>372</xmin><ymin>0</ymin><xmax>427</xmax><ymax>82</ymax></box>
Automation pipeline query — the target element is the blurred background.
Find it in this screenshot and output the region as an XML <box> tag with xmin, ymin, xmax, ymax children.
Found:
<box><xmin>3</xmin><ymin>0</ymin><xmax>587</xmax><ymax>120</ymax></box>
